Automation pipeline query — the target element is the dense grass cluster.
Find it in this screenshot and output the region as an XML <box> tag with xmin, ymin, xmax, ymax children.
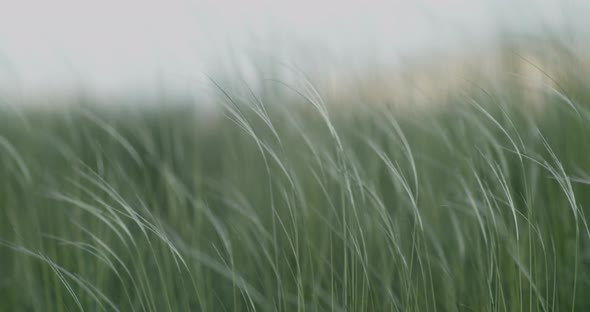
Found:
<box><xmin>2</xmin><ymin>47</ymin><xmax>590</xmax><ymax>311</ymax></box>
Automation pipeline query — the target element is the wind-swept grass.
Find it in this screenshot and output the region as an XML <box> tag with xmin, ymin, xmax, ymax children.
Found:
<box><xmin>2</xmin><ymin>41</ymin><xmax>590</xmax><ymax>311</ymax></box>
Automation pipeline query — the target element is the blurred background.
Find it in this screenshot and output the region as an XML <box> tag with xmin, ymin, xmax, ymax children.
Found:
<box><xmin>1</xmin><ymin>0</ymin><xmax>589</xmax><ymax>106</ymax></box>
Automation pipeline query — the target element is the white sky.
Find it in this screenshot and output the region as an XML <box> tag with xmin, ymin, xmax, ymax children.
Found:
<box><xmin>0</xmin><ymin>0</ymin><xmax>588</xmax><ymax>97</ymax></box>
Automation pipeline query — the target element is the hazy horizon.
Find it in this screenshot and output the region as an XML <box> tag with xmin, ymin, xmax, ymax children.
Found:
<box><xmin>1</xmin><ymin>0</ymin><xmax>589</xmax><ymax>99</ymax></box>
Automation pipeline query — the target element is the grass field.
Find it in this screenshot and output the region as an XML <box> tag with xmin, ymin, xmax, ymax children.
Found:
<box><xmin>2</xmin><ymin>41</ymin><xmax>590</xmax><ymax>311</ymax></box>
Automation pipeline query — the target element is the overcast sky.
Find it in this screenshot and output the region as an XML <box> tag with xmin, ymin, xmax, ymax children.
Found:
<box><xmin>0</xmin><ymin>0</ymin><xmax>588</xmax><ymax>97</ymax></box>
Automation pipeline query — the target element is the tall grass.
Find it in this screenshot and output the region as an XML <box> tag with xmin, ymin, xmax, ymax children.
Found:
<box><xmin>2</xmin><ymin>41</ymin><xmax>590</xmax><ymax>311</ymax></box>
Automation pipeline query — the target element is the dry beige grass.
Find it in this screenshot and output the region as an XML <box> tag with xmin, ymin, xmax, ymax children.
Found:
<box><xmin>319</xmin><ymin>42</ymin><xmax>588</xmax><ymax>115</ymax></box>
